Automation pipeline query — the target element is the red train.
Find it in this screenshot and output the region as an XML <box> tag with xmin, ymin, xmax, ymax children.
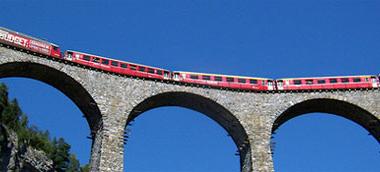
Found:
<box><xmin>276</xmin><ymin>75</ymin><xmax>379</xmax><ymax>91</ymax></box>
<box><xmin>0</xmin><ymin>27</ymin><xmax>61</xmax><ymax>58</ymax></box>
<box><xmin>172</xmin><ymin>71</ymin><xmax>274</xmax><ymax>90</ymax></box>
<box><xmin>64</xmin><ymin>50</ymin><xmax>171</xmax><ymax>80</ymax></box>
<box><xmin>1</xmin><ymin>26</ymin><xmax>379</xmax><ymax>92</ymax></box>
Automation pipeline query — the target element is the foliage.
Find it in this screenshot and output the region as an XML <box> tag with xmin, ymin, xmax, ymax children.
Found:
<box><xmin>0</xmin><ymin>83</ymin><xmax>89</xmax><ymax>171</ymax></box>
<box><xmin>67</xmin><ymin>154</ymin><xmax>81</xmax><ymax>172</ymax></box>
<box><xmin>80</xmin><ymin>164</ymin><xmax>91</xmax><ymax>172</ymax></box>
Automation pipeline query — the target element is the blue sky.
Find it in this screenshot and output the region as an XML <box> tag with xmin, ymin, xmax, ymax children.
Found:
<box><xmin>1</xmin><ymin>0</ymin><xmax>379</xmax><ymax>171</ymax></box>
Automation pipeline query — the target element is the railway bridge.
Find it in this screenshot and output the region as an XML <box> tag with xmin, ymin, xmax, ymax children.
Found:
<box><xmin>0</xmin><ymin>46</ymin><xmax>379</xmax><ymax>172</ymax></box>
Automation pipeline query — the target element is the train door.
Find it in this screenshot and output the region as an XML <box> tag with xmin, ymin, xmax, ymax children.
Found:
<box><xmin>65</xmin><ymin>51</ymin><xmax>73</xmax><ymax>61</ymax></box>
<box><xmin>50</xmin><ymin>46</ymin><xmax>61</xmax><ymax>58</ymax></box>
<box><xmin>173</xmin><ymin>72</ymin><xmax>180</xmax><ymax>81</ymax></box>
<box><xmin>371</xmin><ymin>76</ymin><xmax>379</xmax><ymax>88</ymax></box>
<box><xmin>164</xmin><ymin>71</ymin><xmax>170</xmax><ymax>79</ymax></box>
<box><xmin>267</xmin><ymin>80</ymin><xmax>274</xmax><ymax>90</ymax></box>
<box><xmin>276</xmin><ymin>80</ymin><xmax>283</xmax><ymax>90</ymax></box>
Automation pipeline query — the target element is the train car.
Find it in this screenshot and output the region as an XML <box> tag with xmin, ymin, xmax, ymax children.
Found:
<box><xmin>64</xmin><ymin>50</ymin><xmax>171</xmax><ymax>80</ymax></box>
<box><xmin>276</xmin><ymin>75</ymin><xmax>379</xmax><ymax>91</ymax></box>
<box><xmin>0</xmin><ymin>27</ymin><xmax>61</xmax><ymax>58</ymax></box>
<box><xmin>172</xmin><ymin>71</ymin><xmax>274</xmax><ymax>91</ymax></box>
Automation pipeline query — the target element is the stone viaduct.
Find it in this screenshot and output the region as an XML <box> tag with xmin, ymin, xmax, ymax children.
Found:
<box><xmin>0</xmin><ymin>46</ymin><xmax>379</xmax><ymax>172</ymax></box>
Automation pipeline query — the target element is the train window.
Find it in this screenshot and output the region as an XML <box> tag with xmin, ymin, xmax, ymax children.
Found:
<box><xmin>238</xmin><ymin>78</ymin><xmax>246</xmax><ymax>83</ymax></box>
<box><xmin>148</xmin><ymin>68</ymin><xmax>155</xmax><ymax>74</ymax></box>
<box><xmin>262</xmin><ymin>80</ymin><xmax>266</xmax><ymax>85</ymax></box>
<box><xmin>293</xmin><ymin>80</ymin><xmax>302</xmax><ymax>85</ymax></box>
<box><xmin>365</xmin><ymin>78</ymin><xmax>369</xmax><ymax>82</ymax></box>
<box><xmin>306</xmin><ymin>80</ymin><xmax>313</xmax><ymax>85</ymax></box>
<box><xmin>83</xmin><ymin>55</ymin><xmax>91</xmax><ymax>61</ymax></box>
<box><xmin>353</xmin><ymin>78</ymin><xmax>361</xmax><ymax>82</ymax></box>
<box><xmin>129</xmin><ymin>65</ymin><xmax>136</xmax><ymax>70</ymax></box>
<box><xmin>341</xmin><ymin>78</ymin><xmax>349</xmax><ymax>83</ymax></box>
<box><xmin>329</xmin><ymin>79</ymin><xmax>337</xmax><ymax>83</ymax></box>
<box><xmin>190</xmin><ymin>75</ymin><xmax>199</xmax><ymax>80</ymax></box>
<box><xmin>139</xmin><ymin>66</ymin><xmax>146</xmax><ymax>72</ymax></box>
<box><xmin>53</xmin><ymin>46</ymin><xmax>59</xmax><ymax>50</ymax></box>
<box><xmin>317</xmin><ymin>79</ymin><xmax>326</xmax><ymax>84</ymax></box>
<box><xmin>111</xmin><ymin>61</ymin><xmax>118</xmax><ymax>67</ymax></box>
<box><xmin>156</xmin><ymin>70</ymin><xmax>163</xmax><ymax>75</ymax></box>
<box><xmin>250</xmin><ymin>79</ymin><xmax>258</xmax><ymax>84</ymax></box>
<box><xmin>93</xmin><ymin>57</ymin><xmax>100</xmax><ymax>63</ymax></box>
<box><xmin>202</xmin><ymin>75</ymin><xmax>211</xmax><ymax>80</ymax></box>
<box><xmin>214</xmin><ymin>76</ymin><xmax>222</xmax><ymax>81</ymax></box>
<box><xmin>121</xmin><ymin>63</ymin><xmax>127</xmax><ymax>68</ymax></box>
<box><xmin>102</xmin><ymin>59</ymin><xmax>109</xmax><ymax>65</ymax></box>
<box><xmin>226</xmin><ymin>77</ymin><xmax>234</xmax><ymax>82</ymax></box>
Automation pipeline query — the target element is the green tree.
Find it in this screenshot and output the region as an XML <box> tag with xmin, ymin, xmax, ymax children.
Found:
<box><xmin>66</xmin><ymin>154</ymin><xmax>80</xmax><ymax>172</ymax></box>
<box><xmin>50</xmin><ymin>138</ymin><xmax>71</xmax><ymax>171</ymax></box>
<box><xmin>0</xmin><ymin>83</ymin><xmax>8</xmax><ymax>114</ymax></box>
<box><xmin>80</xmin><ymin>164</ymin><xmax>90</xmax><ymax>172</ymax></box>
<box><xmin>1</xmin><ymin>99</ymin><xmax>22</xmax><ymax>131</ymax></box>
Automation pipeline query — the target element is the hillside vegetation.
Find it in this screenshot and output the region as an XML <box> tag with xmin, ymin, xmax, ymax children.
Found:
<box><xmin>0</xmin><ymin>83</ymin><xmax>89</xmax><ymax>172</ymax></box>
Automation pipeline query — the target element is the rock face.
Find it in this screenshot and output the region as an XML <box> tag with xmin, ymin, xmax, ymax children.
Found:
<box><xmin>0</xmin><ymin>46</ymin><xmax>379</xmax><ymax>172</ymax></box>
<box><xmin>5</xmin><ymin>125</ymin><xmax>18</xmax><ymax>171</ymax></box>
<box><xmin>21</xmin><ymin>146</ymin><xmax>54</xmax><ymax>172</ymax></box>
<box><xmin>0</xmin><ymin>125</ymin><xmax>54</xmax><ymax>172</ymax></box>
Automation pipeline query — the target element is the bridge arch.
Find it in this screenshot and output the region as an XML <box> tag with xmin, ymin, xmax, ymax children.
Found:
<box><xmin>0</xmin><ymin>61</ymin><xmax>102</xmax><ymax>136</ymax></box>
<box><xmin>272</xmin><ymin>98</ymin><xmax>380</xmax><ymax>143</ymax></box>
<box><xmin>126</xmin><ymin>91</ymin><xmax>252</xmax><ymax>171</ymax></box>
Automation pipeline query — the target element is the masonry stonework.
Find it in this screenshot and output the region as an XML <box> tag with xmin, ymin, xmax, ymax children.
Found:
<box><xmin>0</xmin><ymin>47</ymin><xmax>379</xmax><ymax>172</ymax></box>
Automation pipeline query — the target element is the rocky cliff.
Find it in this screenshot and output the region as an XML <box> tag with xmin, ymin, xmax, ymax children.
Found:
<box><xmin>0</xmin><ymin>124</ymin><xmax>54</xmax><ymax>172</ymax></box>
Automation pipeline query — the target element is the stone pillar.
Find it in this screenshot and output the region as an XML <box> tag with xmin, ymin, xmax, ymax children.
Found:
<box><xmin>247</xmin><ymin>116</ymin><xmax>274</xmax><ymax>172</ymax></box>
<box><xmin>89</xmin><ymin>106</ymin><xmax>127</xmax><ymax>172</ymax></box>
<box><xmin>89</xmin><ymin>126</ymin><xmax>104</xmax><ymax>172</ymax></box>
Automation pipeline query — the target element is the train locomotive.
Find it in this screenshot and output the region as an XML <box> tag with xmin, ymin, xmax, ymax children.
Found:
<box><xmin>0</xmin><ymin>27</ymin><xmax>61</xmax><ymax>58</ymax></box>
<box><xmin>1</xmin><ymin>26</ymin><xmax>379</xmax><ymax>92</ymax></box>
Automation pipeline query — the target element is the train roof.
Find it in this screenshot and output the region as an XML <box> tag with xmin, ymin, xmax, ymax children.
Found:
<box><xmin>66</xmin><ymin>50</ymin><xmax>170</xmax><ymax>71</ymax></box>
<box><xmin>0</xmin><ymin>27</ymin><xmax>60</xmax><ymax>47</ymax></box>
<box><xmin>173</xmin><ymin>71</ymin><xmax>273</xmax><ymax>80</ymax></box>
<box><xmin>277</xmin><ymin>75</ymin><xmax>377</xmax><ymax>80</ymax></box>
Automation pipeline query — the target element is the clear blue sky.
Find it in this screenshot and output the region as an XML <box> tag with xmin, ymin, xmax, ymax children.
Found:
<box><xmin>1</xmin><ymin>0</ymin><xmax>379</xmax><ymax>171</ymax></box>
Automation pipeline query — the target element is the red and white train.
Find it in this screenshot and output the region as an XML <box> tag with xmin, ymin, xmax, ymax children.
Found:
<box><xmin>64</xmin><ymin>50</ymin><xmax>171</xmax><ymax>80</ymax></box>
<box><xmin>0</xmin><ymin>27</ymin><xmax>61</xmax><ymax>58</ymax></box>
<box><xmin>276</xmin><ymin>76</ymin><xmax>379</xmax><ymax>91</ymax></box>
<box><xmin>1</xmin><ymin>26</ymin><xmax>379</xmax><ymax>92</ymax></box>
<box><xmin>172</xmin><ymin>71</ymin><xmax>274</xmax><ymax>90</ymax></box>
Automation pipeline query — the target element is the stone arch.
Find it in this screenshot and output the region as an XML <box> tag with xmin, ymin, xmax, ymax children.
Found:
<box><xmin>272</xmin><ymin>98</ymin><xmax>380</xmax><ymax>143</ymax></box>
<box><xmin>126</xmin><ymin>92</ymin><xmax>252</xmax><ymax>172</ymax></box>
<box><xmin>0</xmin><ymin>62</ymin><xmax>102</xmax><ymax>135</ymax></box>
